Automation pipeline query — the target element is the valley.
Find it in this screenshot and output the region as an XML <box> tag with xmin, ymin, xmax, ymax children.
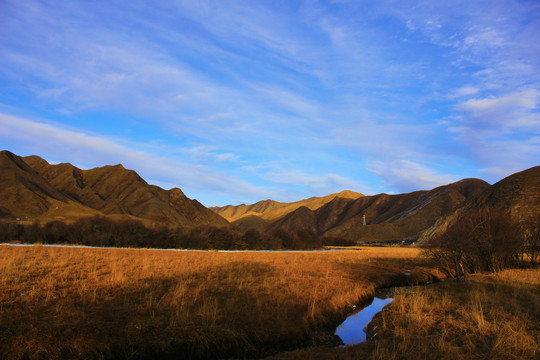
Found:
<box><xmin>2</xmin><ymin>150</ymin><xmax>538</xmax><ymax>248</ymax></box>
<box><xmin>0</xmin><ymin>150</ymin><xmax>538</xmax><ymax>359</ymax></box>
<box><xmin>2</xmin><ymin>1</ymin><xmax>538</xmax><ymax>359</ymax></box>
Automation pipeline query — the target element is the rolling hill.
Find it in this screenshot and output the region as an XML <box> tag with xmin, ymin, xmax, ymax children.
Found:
<box><xmin>211</xmin><ymin>190</ymin><xmax>363</xmax><ymax>222</ymax></box>
<box><xmin>219</xmin><ymin>178</ymin><xmax>491</xmax><ymax>242</ymax></box>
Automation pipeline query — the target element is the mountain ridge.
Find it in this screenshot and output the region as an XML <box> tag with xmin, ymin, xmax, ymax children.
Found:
<box><xmin>0</xmin><ymin>151</ymin><xmax>228</xmax><ymax>227</ymax></box>
<box><xmin>418</xmin><ymin>166</ymin><xmax>540</xmax><ymax>243</ymax></box>
<box><xmin>223</xmin><ymin>177</ymin><xmax>492</xmax><ymax>242</ymax></box>
<box><xmin>211</xmin><ymin>190</ymin><xmax>364</xmax><ymax>222</ymax></box>
<box><xmin>2</xmin><ymin>150</ymin><xmax>537</xmax><ymax>245</ymax></box>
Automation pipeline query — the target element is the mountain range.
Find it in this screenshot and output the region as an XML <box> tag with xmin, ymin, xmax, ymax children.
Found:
<box><xmin>1</xmin><ymin>150</ymin><xmax>538</xmax><ymax>244</ymax></box>
<box><xmin>214</xmin><ymin>178</ymin><xmax>493</xmax><ymax>242</ymax></box>
<box><xmin>0</xmin><ymin>151</ymin><xmax>227</xmax><ymax>227</ymax></box>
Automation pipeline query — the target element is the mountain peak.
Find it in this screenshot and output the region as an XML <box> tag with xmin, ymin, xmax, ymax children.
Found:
<box><xmin>0</xmin><ymin>151</ymin><xmax>228</xmax><ymax>227</ymax></box>
<box><xmin>212</xmin><ymin>190</ymin><xmax>363</xmax><ymax>223</ymax></box>
<box><xmin>332</xmin><ymin>190</ymin><xmax>364</xmax><ymax>199</ymax></box>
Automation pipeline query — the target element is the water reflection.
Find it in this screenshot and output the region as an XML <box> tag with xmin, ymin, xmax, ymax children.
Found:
<box><xmin>334</xmin><ymin>297</ymin><xmax>394</xmax><ymax>346</ymax></box>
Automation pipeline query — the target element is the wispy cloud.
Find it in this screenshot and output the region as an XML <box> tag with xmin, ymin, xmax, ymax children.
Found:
<box><xmin>455</xmin><ymin>89</ymin><xmax>540</xmax><ymax>134</ymax></box>
<box><xmin>367</xmin><ymin>160</ymin><xmax>458</xmax><ymax>193</ymax></box>
<box><xmin>180</xmin><ymin>146</ymin><xmax>241</xmax><ymax>164</ymax></box>
<box><xmin>450</xmin><ymin>85</ymin><xmax>480</xmax><ymax>98</ymax></box>
<box><xmin>0</xmin><ymin>112</ymin><xmax>267</xmax><ymax>205</ymax></box>
<box><xmin>258</xmin><ymin>167</ymin><xmax>370</xmax><ymax>197</ymax></box>
<box><xmin>460</xmin><ymin>89</ymin><xmax>539</xmax><ymax>110</ymax></box>
<box><xmin>447</xmin><ymin>125</ymin><xmax>540</xmax><ymax>180</ymax></box>
<box><xmin>0</xmin><ymin>0</ymin><xmax>538</xmax><ymax>204</ymax></box>
<box><xmin>449</xmin><ymin>87</ymin><xmax>540</xmax><ymax>176</ymax></box>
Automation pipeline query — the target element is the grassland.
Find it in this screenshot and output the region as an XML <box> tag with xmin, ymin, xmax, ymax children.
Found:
<box><xmin>1</xmin><ymin>245</ymin><xmax>537</xmax><ymax>360</ymax></box>
<box><xmin>270</xmin><ymin>268</ymin><xmax>539</xmax><ymax>360</ymax></box>
<box><xmin>0</xmin><ymin>245</ymin><xmax>437</xmax><ymax>359</ymax></box>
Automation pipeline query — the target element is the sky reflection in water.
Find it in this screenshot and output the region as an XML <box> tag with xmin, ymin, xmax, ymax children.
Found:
<box><xmin>335</xmin><ymin>297</ymin><xmax>394</xmax><ymax>346</ymax></box>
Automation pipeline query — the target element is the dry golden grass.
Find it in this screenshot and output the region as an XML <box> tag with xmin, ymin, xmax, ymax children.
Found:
<box><xmin>0</xmin><ymin>245</ymin><xmax>434</xmax><ymax>359</ymax></box>
<box><xmin>270</xmin><ymin>268</ymin><xmax>539</xmax><ymax>360</ymax></box>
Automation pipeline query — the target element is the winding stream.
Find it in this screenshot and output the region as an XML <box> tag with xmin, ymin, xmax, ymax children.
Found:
<box><xmin>334</xmin><ymin>296</ymin><xmax>394</xmax><ymax>346</ymax></box>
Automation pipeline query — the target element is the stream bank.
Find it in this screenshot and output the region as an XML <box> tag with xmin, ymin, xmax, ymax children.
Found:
<box><xmin>306</xmin><ymin>269</ymin><xmax>442</xmax><ymax>349</ymax></box>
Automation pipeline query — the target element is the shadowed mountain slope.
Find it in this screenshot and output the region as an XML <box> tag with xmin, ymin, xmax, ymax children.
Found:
<box><xmin>419</xmin><ymin>166</ymin><xmax>540</xmax><ymax>243</ymax></box>
<box><xmin>211</xmin><ymin>190</ymin><xmax>363</xmax><ymax>222</ymax></box>
<box><xmin>319</xmin><ymin>179</ymin><xmax>490</xmax><ymax>241</ymax></box>
<box><xmin>0</xmin><ymin>151</ymin><xmax>99</xmax><ymax>220</ymax></box>
<box><xmin>231</xmin><ymin>215</ymin><xmax>269</xmax><ymax>233</ymax></box>
<box><xmin>466</xmin><ymin>166</ymin><xmax>539</xmax><ymax>220</ymax></box>
<box><xmin>268</xmin><ymin>206</ymin><xmax>319</xmax><ymax>234</ymax></box>
<box><xmin>226</xmin><ymin>178</ymin><xmax>490</xmax><ymax>242</ymax></box>
<box><xmin>0</xmin><ymin>151</ymin><xmax>228</xmax><ymax>227</ymax></box>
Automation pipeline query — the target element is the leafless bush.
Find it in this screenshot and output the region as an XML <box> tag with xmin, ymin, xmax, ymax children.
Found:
<box><xmin>426</xmin><ymin>208</ymin><xmax>525</xmax><ymax>279</ymax></box>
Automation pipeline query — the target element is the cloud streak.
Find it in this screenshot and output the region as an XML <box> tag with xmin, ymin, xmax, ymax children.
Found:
<box><xmin>0</xmin><ymin>0</ymin><xmax>538</xmax><ymax>203</ymax></box>
<box><xmin>0</xmin><ymin>112</ymin><xmax>269</xmax><ymax>205</ymax></box>
<box><xmin>367</xmin><ymin>160</ymin><xmax>458</xmax><ymax>193</ymax></box>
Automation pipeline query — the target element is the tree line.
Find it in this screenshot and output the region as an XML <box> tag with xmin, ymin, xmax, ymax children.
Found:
<box><xmin>424</xmin><ymin>208</ymin><xmax>539</xmax><ymax>280</ymax></box>
<box><xmin>0</xmin><ymin>215</ymin><xmax>352</xmax><ymax>250</ymax></box>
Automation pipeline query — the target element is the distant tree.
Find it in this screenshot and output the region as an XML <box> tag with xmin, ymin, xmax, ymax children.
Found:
<box><xmin>295</xmin><ymin>229</ymin><xmax>321</xmax><ymax>249</ymax></box>
<box><xmin>321</xmin><ymin>236</ymin><xmax>356</xmax><ymax>247</ymax></box>
<box><xmin>467</xmin><ymin>208</ymin><xmax>521</xmax><ymax>272</ymax></box>
<box><xmin>271</xmin><ymin>229</ymin><xmax>300</xmax><ymax>249</ymax></box>
<box><xmin>0</xmin><ymin>221</ymin><xmax>24</xmax><ymax>241</ymax></box>
<box><xmin>426</xmin><ymin>218</ymin><xmax>471</xmax><ymax>280</ymax></box>
<box><xmin>242</xmin><ymin>229</ymin><xmax>264</xmax><ymax>249</ymax></box>
<box><xmin>44</xmin><ymin>221</ymin><xmax>69</xmax><ymax>244</ymax></box>
<box><xmin>23</xmin><ymin>221</ymin><xmax>44</xmax><ymax>244</ymax></box>
<box><xmin>520</xmin><ymin>217</ymin><xmax>540</xmax><ymax>266</ymax></box>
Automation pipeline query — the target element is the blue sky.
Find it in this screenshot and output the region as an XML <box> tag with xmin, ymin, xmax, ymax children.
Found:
<box><xmin>1</xmin><ymin>0</ymin><xmax>539</xmax><ymax>206</ymax></box>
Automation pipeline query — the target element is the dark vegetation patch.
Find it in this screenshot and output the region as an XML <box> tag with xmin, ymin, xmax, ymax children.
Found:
<box><xmin>0</xmin><ymin>216</ymin><xmax>351</xmax><ymax>250</ymax></box>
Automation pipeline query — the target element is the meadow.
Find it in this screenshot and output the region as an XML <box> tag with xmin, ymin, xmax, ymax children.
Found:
<box><xmin>270</xmin><ymin>268</ymin><xmax>539</xmax><ymax>360</ymax></box>
<box><xmin>2</xmin><ymin>245</ymin><xmax>537</xmax><ymax>359</ymax></box>
<box><xmin>0</xmin><ymin>245</ymin><xmax>436</xmax><ymax>359</ymax></box>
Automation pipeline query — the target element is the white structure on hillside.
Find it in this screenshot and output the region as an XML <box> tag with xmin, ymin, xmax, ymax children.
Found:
<box><xmin>363</xmin><ymin>214</ymin><xmax>366</xmax><ymax>226</ymax></box>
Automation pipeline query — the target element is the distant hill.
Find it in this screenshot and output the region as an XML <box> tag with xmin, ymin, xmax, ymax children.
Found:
<box><xmin>419</xmin><ymin>166</ymin><xmax>540</xmax><ymax>243</ymax></box>
<box><xmin>221</xmin><ymin>178</ymin><xmax>491</xmax><ymax>242</ymax></box>
<box><xmin>0</xmin><ymin>151</ymin><xmax>228</xmax><ymax>227</ymax></box>
<box><xmin>319</xmin><ymin>179</ymin><xmax>490</xmax><ymax>242</ymax></box>
<box><xmin>211</xmin><ymin>190</ymin><xmax>364</xmax><ymax>222</ymax></box>
<box><xmin>231</xmin><ymin>215</ymin><xmax>269</xmax><ymax>233</ymax></box>
<box><xmin>3</xmin><ymin>149</ymin><xmax>536</xmax><ymax>244</ymax></box>
<box><xmin>268</xmin><ymin>206</ymin><xmax>319</xmax><ymax>234</ymax></box>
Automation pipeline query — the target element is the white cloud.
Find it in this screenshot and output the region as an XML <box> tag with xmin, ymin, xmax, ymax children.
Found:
<box><xmin>452</xmin><ymin>88</ymin><xmax>540</xmax><ymax>147</ymax></box>
<box><xmin>458</xmin><ymin>89</ymin><xmax>539</xmax><ymax>113</ymax></box>
<box><xmin>0</xmin><ymin>112</ymin><xmax>267</xmax><ymax>205</ymax></box>
<box><xmin>367</xmin><ymin>160</ymin><xmax>457</xmax><ymax>193</ymax></box>
<box><xmin>262</xmin><ymin>169</ymin><xmax>369</xmax><ymax>198</ymax></box>
<box><xmin>180</xmin><ymin>146</ymin><xmax>241</xmax><ymax>164</ymax></box>
<box><xmin>1</xmin><ymin>0</ymin><xmax>539</xmax><ymax>204</ymax></box>
<box><xmin>463</xmin><ymin>27</ymin><xmax>504</xmax><ymax>48</ymax></box>
<box><xmin>448</xmin><ymin>125</ymin><xmax>540</xmax><ymax>181</ymax></box>
<box><xmin>451</xmin><ymin>85</ymin><xmax>480</xmax><ymax>98</ymax></box>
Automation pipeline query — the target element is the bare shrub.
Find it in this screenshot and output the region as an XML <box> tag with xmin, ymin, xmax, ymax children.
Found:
<box><xmin>426</xmin><ymin>208</ymin><xmax>525</xmax><ymax>279</ymax></box>
<box><xmin>520</xmin><ymin>217</ymin><xmax>540</xmax><ymax>266</ymax></box>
